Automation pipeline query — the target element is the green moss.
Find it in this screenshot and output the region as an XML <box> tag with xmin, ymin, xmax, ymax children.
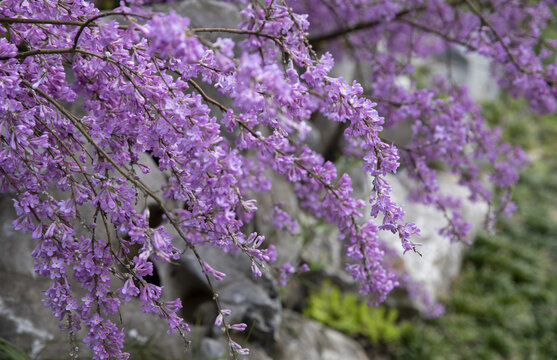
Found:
<box><xmin>303</xmin><ymin>281</ymin><xmax>410</xmax><ymax>345</ymax></box>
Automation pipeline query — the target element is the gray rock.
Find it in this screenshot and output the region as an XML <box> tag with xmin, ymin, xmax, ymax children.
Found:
<box><xmin>197</xmin><ymin>337</ymin><xmax>226</xmax><ymax>359</ymax></box>
<box><xmin>272</xmin><ymin>309</ymin><xmax>369</xmax><ymax>360</ymax></box>
<box><xmin>156</xmin><ymin>241</ymin><xmax>282</xmax><ymax>345</ymax></box>
<box><xmin>298</xmin><ymin>214</ymin><xmax>343</xmax><ymax>272</ymax></box>
<box><xmin>155</xmin><ymin>0</ymin><xmax>242</xmax><ymax>33</ymax></box>
<box><xmin>350</xmin><ymin>168</ymin><xmax>487</xmax><ymax>310</ymax></box>
<box><xmin>118</xmin><ymin>299</ymin><xmax>192</xmax><ymax>359</ymax></box>
<box><xmin>0</xmin><ymin>273</ymin><xmax>57</xmax><ymax>358</ymax></box>
<box><xmin>0</xmin><ymin>270</ymin><xmax>194</xmax><ymax>359</ymax></box>
<box><xmin>0</xmin><ymin>195</ymin><xmax>36</xmax><ymax>277</ymax></box>
<box><xmin>431</xmin><ymin>47</ymin><xmax>499</xmax><ymax>101</ymax></box>
<box><xmin>249</xmin><ymin>171</ymin><xmax>302</xmax><ymax>265</ymax></box>
<box><xmin>386</xmin><ymin>171</ymin><xmax>486</xmax><ymax>301</ymax></box>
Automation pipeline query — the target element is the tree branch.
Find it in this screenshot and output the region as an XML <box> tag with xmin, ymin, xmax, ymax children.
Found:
<box><xmin>0</xmin><ymin>17</ymin><xmax>85</xmax><ymax>26</ymax></box>
<box><xmin>21</xmin><ymin>79</ymin><xmax>240</xmax><ymax>360</ymax></box>
<box><xmin>463</xmin><ymin>0</ymin><xmax>526</xmax><ymax>74</ymax></box>
<box><xmin>192</xmin><ymin>27</ymin><xmax>278</xmax><ymax>41</ymax></box>
<box><xmin>308</xmin><ymin>7</ymin><xmax>416</xmax><ymax>43</ymax></box>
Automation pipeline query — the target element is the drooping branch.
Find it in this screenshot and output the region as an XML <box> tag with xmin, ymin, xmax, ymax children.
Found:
<box><xmin>463</xmin><ymin>0</ymin><xmax>529</xmax><ymax>75</ymax></box>
<box><xmin>307</xmin><ymin>0</ymin><xmax>468</xmax><ymax>43</ymax></box>
<box><xmin>21</xmin><ymin>79</ymin><xmax>242</xmax><ymax>360</ymax></box>
<box><xmin>308</xmin><ymin>7</ymin><xmax>417</xmax><ymax>43</ymax></box>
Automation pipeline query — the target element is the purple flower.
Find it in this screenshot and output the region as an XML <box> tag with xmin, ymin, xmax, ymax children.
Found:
<box><xmin>0</xmin><ymin>38</ymin><xmax>17</xmax><ymax>58</ymax></box>
<box><xmin>119</xmin><ymin>279</ymin><xmax>140</xmax><ymax>302</ymax></box>
<box><xmin>202</xmin><ymin>261</ymin><xmax>226</xmax><ymax>281</ymax></box>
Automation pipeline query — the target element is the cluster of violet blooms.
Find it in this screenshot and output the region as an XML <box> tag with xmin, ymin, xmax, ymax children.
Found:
<box><xmin>294</xmin><ymin>0</ymin><xmax>557</xmax><ymax>240</ymax></box>
<box><xmin>0</xmin><ymin>0</ymin><xmax>554</xmax><ymax>358</ymax></box>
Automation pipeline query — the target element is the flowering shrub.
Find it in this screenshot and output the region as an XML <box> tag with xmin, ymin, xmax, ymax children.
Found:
<box><xmin>0</xmin><ymin>0</ymin><xmax>554</xmax><ymax>358</ymax></box>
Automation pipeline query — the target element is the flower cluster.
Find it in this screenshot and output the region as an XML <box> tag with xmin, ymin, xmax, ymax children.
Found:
<box><xmin>291</xmin><ymin>0</ymin><xmax>545</xmax><ymax>239</ymax></box>
<box><xmin>0</xmin><ymin>0</ymin><xmax>553</xmax><ymax>358</ymax></box>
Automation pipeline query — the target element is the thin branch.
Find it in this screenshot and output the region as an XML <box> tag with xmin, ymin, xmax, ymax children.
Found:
<box><xmin>192</xmin><ymin>27</ymin><xmax>278</xmax><ymax>41</ymax></box>
<box><xmin>72</xmin><ymin>11</ymin><xmax>150</xmax><ymax>50</ymax></box>
<box><xmin>0</xmin><ymin>17</ymin><xmax>86</xmax><ymax>26</ymax></box>
<box><xmin>397</xmin><ymin>18</ymin><xmax>472</xmax><ymax>49</ymax></box>
<box><xmin>308</xmin><ymin>0</ymin><xmax>465</xmax><ymax>43</ymax></box>
<box><xmin>309</xmin><ymin>8</ymin><xmax>414</xmax><ymax>43</ymax></box>
<box><xmin>0</xmin><ymin>47</ymin><xmax>74</xmax><ymax>60</ymax></box>
<box><xmin>463</xmin><ymin>0</ymin><xmax>526</xmax><ymax>74</ymax></box>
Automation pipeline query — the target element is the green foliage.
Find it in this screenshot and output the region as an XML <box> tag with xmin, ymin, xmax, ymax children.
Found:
<box><xmin>0</xmin><ymin>338</ymin><xmax>33</xmax><ymax>360</ymax></box>
<box><xmin>303</xmin><ymin>281</ymin><xmax>409</xmax><ymax>345</ymax></box>
<box><xmin>394</xmin><ymin>233</ymin><xmax>557</xmax><ymax>359</ymax></box>
<box><xmin>390</xmin><ymin>95</ymin><xmax>557</xmax><ymax>359</ymax></box>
